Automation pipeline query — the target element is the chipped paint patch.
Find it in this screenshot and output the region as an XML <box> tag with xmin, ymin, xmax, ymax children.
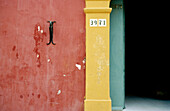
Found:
<box><xmin>33</xmin><ymin>24</ymin><xmax>47</xmax><ymax>68</ymax></box>
<box><xmin>41</xmin><ymin>30</ymin><xmax>43</xmax><ymax>33</ymax></box>
<box><xmin>38</xmin><ymin>26</ymin><xmax>40</xmax><ymax>31</ymax></box>
<box><xmin>47</xmin><ymin>59</ymin><xmax>50</xmax><ymax>62</ymax></box>
<box><xmin>75</xmin><ymin>64</ymin><xmax>81</xmax><ymax>70</ymax></box>
<box><xmin>63</xmin><ymin>74</ymin><xmax>66</xmax><ymax>77</ymax></box>
<box><xmin>37</xmin><ymin>54</ymin><xmax>39</xmax><ymax>58</ymax></box>
<box><xmin>82</xmin><ymin>58</ymin><xmax>86</xmax><ymax>64</ymax></box>
<box><xmin>57</xmin><ymin>90</ymin><xmax>61</xmax><ymax>95</ymax></box>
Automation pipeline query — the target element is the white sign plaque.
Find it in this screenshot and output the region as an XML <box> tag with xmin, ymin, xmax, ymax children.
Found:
<box><xmin>99</xmin><ymin>19</ymin><xmax>106</xmax><ymax>27</ymax></box>
<box><xmin>90</xmin><ymin>19</ymin><xmax>97</xmax><ymax>27</ymax></box>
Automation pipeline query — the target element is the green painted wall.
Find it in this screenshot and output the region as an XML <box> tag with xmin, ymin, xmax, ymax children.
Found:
<box><xmin>110</xmin><ymin>0</ymin><xmax>125</xmax><ymax>110</ymax></box>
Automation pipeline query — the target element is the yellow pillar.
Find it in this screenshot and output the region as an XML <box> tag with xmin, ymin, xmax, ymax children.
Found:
<box><xmin>84</xmin><ymin>0</ymin><xmax>112</xmax><ymax>111</ymax></box>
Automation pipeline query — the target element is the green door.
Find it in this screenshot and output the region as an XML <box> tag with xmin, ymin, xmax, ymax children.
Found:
<box><xmin>110</xmin><ymin>0</ymin><xmax>125</xmax><ymax>110</ymax></box>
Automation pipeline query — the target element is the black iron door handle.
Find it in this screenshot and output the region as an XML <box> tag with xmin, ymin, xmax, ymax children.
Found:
<box><xmin>47</xmin><ymin>21</ymin><xmax>56</xmax><ymax>45</ymax></box>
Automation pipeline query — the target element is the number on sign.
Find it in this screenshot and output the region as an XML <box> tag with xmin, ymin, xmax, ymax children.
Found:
<box><xmin>90</xmin><ymin>19</ymin><xmax>97</xmax><ymax>27</ymax></box>
<box><xmin>99</xmin><ymin>19</ymin><xmax>106</xmax><ymax>26</ymax></box>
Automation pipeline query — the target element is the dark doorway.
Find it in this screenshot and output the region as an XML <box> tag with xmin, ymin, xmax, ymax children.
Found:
<box><xmin>125</xmin><ymin>0</ymin><xmax>170</xmax><ymax>100</ymax></box>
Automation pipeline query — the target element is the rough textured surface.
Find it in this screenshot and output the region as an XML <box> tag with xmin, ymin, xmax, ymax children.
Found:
<box><xmin>0</xmin><ymin>0</ymin><xmax>85</xmax><ymax>111</ymax></box>
<box><xmin>124</xmin><ymin>96</ymin><xmax>170</xmax><ymax>111</ymax></box>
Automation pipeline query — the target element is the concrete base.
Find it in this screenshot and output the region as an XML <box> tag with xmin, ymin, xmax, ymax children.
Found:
<box><xmin>84</xmin><ymin>99</ymin><xmax>112</xmax><ymax>111</ymax></box>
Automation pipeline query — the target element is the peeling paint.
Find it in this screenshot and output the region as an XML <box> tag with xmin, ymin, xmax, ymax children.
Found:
<box><xmin>57</xmin><ymin>90</ymin><xmax>61</xmax><ymax>95</ymax></box>
<box><xmin>75</xmin><ymin>64</ymin><xmax>81</xmax><ymax>70</ymax></box>
<box><xmin>82</xmin><ymin>58</ymin><xmax>86</xmax><ymax>64</ymax></box>
<box><xmin>41</xmin><ymin>30</ymin><xmax>43</xmax><ymax>33</ymax></box>
<box><xmin>37</xmin><ymin>54</ymin><xmax>39</xmax><ymax>58</ymax></box>
<box><xmin>47</xmin><ymin>59</ymin><xmax>50</xmax><ymax>62</ymax></box>
<box><xmin>38</xmin><ymin>26</ymin><xmax>40</xmax><ymax>31</ymax></box>
<box><xmin>33</xmin><ymin>24</ymin><xmax>47</xmax><ymax>67</ymax></box>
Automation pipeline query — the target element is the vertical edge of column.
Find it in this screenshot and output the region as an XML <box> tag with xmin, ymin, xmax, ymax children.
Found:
<box><xmin>84</xmin><ymin>0</ymin><xmax>112</xmax><ymax>111</ymax></box>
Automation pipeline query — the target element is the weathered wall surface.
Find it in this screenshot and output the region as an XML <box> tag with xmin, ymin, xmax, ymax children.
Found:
<box><xmin>0</xmin><ymin>0</ymin><xmax>85</xmax><ymax>111</ymax></box>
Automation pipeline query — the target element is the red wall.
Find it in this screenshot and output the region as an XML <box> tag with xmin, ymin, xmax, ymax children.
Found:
<box><xmin>0</xmin><ymin>0</ymin><xmax>85</xmax><ymax>111</ymax></box>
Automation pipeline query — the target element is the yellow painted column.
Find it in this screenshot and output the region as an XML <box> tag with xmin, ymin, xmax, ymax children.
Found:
<box><xmin>84</xmin><ymin>0</ymin><xmax>112</xmax><ymax>111</ymax></box>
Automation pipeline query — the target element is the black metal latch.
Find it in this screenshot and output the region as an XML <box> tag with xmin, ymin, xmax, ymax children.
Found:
<box><xmin>47</xmin><ymin>21</ymin><xmax>56</xmax><ymax>45</ymax></box>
